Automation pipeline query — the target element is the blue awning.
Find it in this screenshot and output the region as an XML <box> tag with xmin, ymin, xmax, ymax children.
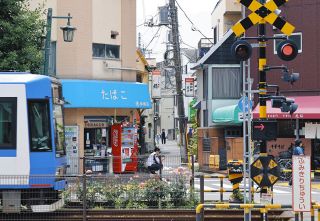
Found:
<box><xmin>62</xmin><ymin>79</ymin><xmax>151</xmax><ymax>109</ymax></box>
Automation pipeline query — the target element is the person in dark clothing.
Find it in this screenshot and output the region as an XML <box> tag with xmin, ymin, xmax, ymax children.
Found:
<box><xmin>289</xmin><ymin>139</ymin><xmax>304</xmax><ymax>185</ymax></box>
<box><xmin>161</xmin><ymin>129</ymin><xmax>166</xmax><ymax>144</ymax></box>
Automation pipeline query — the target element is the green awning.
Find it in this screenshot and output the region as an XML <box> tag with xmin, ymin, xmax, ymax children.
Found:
<box><xmin>212</xmin><ymin>104</ymin><xmax>242</xmax><ymax>125</ymax></box>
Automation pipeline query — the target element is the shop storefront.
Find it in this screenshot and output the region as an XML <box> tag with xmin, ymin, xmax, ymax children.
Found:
<box><xmin>61</xmin><ymin>79</ymin><xmax>151</xmax><ymax>174</ymax></box>
<box><xmin>252</xmin><ymin>96</ymin><xmax>320</xmax><ymax>170</ymax></box>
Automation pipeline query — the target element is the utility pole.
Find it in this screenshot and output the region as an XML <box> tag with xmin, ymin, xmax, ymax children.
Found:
<box><xmin>169</xmin><ymin>0</ymin><xmax>187</xmax><ymax>161</ymax></box>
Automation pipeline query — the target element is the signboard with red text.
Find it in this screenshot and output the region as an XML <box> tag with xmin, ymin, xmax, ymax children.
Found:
<box><xmin>185</xmin><ymin>78</ymin><xmax>195</xmax><ymax>97</ymax></box>
<box><xmin>292</xmin><ymin>156</ymin><xmax>311</xmax><ymax>212</ymax></box>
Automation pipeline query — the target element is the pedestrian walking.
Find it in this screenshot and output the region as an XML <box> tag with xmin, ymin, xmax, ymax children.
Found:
<box><xmin>155</xmin><ymin>133</ymin><xmax>160</xmax><ymax>145</ymax></box>
<box><xmin>289</xmin><ymin>139</ymin><xmax>304</xmax><ymax>185</ymax></box>
<box><xmin>161</xmin><ymin>129</ymin><xmax>166</xmax><ymax>144</ymax></box>
<box><xmin>293</xmin><ymin>139</ymin><xmax>304</xmax><ymax>156</ymax></box>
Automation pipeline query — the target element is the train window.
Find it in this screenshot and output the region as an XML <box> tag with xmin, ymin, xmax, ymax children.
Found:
<box><xmin>28</xmin><ymin>100</ymin><xmax>52</xmax><ymax>152</ymax></box>
<box><xmin>0</xmin><ymin>98</ymin><xmax>17</xmax><ymax>149</ymax></box>
<box><xmin>53</xmin><ymin>104</ymin><xmax>66</xmax><ymax>156</ymax></box>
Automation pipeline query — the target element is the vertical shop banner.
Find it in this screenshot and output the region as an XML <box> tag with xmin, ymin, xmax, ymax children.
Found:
<box><xmin>185</xmin><ymin>78</ymin><xmax>195</xmax><ymax>97</ymax></box>
<box><xmin>111</xmin><ymin>124</ymin><xmax>122</xmax><ymax>173</ymax></box>
<box><xmin>65</xmin><ymin>126</ymin><xmax>79</xmax><ymax>175</ymax></box>
<box><xmin>152</xmin><ymin>70</ymin><xmax>161</xmax><ymax>98</ymax></box>
<box><xmin>292</xmin><ymin>156</ymin><xmax>311</xmax><ymax>212</ymax></box>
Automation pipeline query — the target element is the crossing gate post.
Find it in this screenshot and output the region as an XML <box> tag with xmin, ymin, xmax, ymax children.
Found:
<box><xmin>227</xmin><ymin>160</ymin><xmax>244</xmax><ymax>202</ymax></box>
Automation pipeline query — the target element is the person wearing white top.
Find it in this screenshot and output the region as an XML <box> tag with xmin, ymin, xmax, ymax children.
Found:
<box><xmin>146</xmin><ymin>147</ymin><xmax>163</xmax><ymax>174</ymax></box>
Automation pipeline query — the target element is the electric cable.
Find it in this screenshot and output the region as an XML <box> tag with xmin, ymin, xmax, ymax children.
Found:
<box><xmin>175</xmin><ymin>0</ymin><xmax>213</xmax><ymax>43</ymax></box>
<box><xmin>145</xmin><ymin>26</ymin><xmax>162</xmax><ymax>50</ymax></box>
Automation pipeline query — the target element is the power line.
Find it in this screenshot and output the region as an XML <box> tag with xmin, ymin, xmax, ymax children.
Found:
<box><xmin>180</xmin><ymin>38</ymin><xmax>197</xmax><ymax>49</ymax></box>
<box><xmin>175</xmin><ymin>0</ymin><xmax>213</xmax><ymax>43</ymax></box>
<box><xmin>145</xmin><ymin>26</ymin><xmax>162</xmax><ymax>50</ymax></box>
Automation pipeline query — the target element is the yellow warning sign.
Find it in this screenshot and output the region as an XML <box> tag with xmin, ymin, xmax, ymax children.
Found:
<box><xmin>268</xmin><ymin>159</ymin><xmax>277</xmax><ymax>169</ymax></box>
<box><xmin>268</xmin><ymin>174</ymin><xmax>278</xmax><ymax>184</ymax></box>
<box><xmin>253</xmin><ymin>159</ymin><xmax>263</xmax><ymax>169</ymax></box>
<box><xmin>253</xmin><ymin>174</ymin><xmax>263</xmax><ymax>184</ymax></box>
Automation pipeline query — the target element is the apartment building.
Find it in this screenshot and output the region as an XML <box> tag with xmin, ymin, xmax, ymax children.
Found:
<box><xmin>30</xmin><ymin>0</ymin><xmax>151</xmax><ymax>173</ymax></box>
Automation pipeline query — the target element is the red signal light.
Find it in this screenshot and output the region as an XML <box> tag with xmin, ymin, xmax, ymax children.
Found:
<box><xmin>282</xmin><ymin>45</ymin><xmax>293</xmax><ymax>56</ymax></box>
<box><xmin>277</xmin><ymin>40</ymin><xmax>298</xmax><ymax>61</ymax></box>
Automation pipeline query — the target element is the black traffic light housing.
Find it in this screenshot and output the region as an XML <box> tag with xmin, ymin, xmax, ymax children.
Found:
<box><xmin>281</xmin><ymin>70</ymin><xmax>299</xmax><ymax>85</ymax></box>
<box><xmin>277</xmin><ymin>39</ymin><xmax>298</xmax><ymax>61</ymax></box>
<box><xmin>271</xmin><ymin>96</ymin><xmax>298</xmax><ymax>114</ymax></box>
<box><xmin>231</xmin><ymin>40</ymin><xmax>252</xmax><ymax>61</ymax></box>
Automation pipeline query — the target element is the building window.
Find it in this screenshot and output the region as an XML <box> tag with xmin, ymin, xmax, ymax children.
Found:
<box><xmin>213</xmin><ymin>27</ymin><xmax>217</xmax><ymax>44</ymax></box>
<box><xmin>0</xmin><ymin>98</ymin><xmax>17</xmax><ymax>149</ymax></box>
<box><xmin>48</xmin><ymin>42</ymin><xmax>56</xmax><ymax>75</ymax></box>
<box><xmin>274</xmin><ymin>32</ymin><xmax>302</xmax><ymax>54</ymax></box>
<box><xmin>203</xmin><ymin>109</ymin><xmax>208</xmax><ymax>127</ymax></box>
<box><xmin>202</xmin><ymin>137</ymin><xmax>210</xmax><ymax>152</ymax></box>
<box><xmin>212</xmin><ymin>67</ymin><xmax>241</xmax><ymax>99</ymax></box>
<box><xmin>203</xmin><ymin>69</ymin><xmax>208</xmax><ymax>100</ymax></box>
<box><xmin>136</xmin><ymin>74</ymin><xmax>142</xmax><ymax>83</ymax></box>
<box><xmin>92</xmin><ymin>43</ymin><xmax>120</xmax><ymax>59</ymax></box>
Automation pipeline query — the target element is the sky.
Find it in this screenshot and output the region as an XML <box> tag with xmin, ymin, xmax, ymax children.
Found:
<box><xmin>136</xmin><ymin>0</ymin><xmax>219</xmax><ymax>62</ymax></box>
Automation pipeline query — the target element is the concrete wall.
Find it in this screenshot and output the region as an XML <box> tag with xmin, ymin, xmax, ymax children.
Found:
<box><xmin>32</xmin><ymin>0</ymin><xmax>136</xmax><ymax>82</ymax></box>
<box><xmin>56</xmin><ymin>0</ymin><xmax>92</xmax><ymax>79</ymax></box>
<box><xmin>120</xmin><ymin>0</ymin><xmax>137</xmax><ymax>82</ymax></box>
<box><xmin>211</xmin><ymin>0</ymin><xmax>241</xmax><ymax>40</ymax></box>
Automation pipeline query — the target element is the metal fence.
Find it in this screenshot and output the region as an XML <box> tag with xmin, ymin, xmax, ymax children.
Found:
<box><xmin>0</xmin><ymin>173</ymin><xmax>198</xmax><ymax>220</ymax></box>
<box><xmin>66</xmin><ymin>154</ymin><xmax>186</xmax><ymax>175</ymax></box>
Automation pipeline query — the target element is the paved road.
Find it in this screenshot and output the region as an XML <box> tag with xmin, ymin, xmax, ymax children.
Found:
<box><xmin>194</xmin><ymin>178</ymin><xmax>320</xmax><ymax>205</ymax></box>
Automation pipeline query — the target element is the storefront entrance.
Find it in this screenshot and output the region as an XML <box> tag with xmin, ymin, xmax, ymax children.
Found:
<box><xmin>83</xmin><ymin>116</ymin><xmax>127</xmax><ymax>174</ymax></box>
<box><xmin>311</xmin><ymin>139</ymin><xmax>320</xmax><ymax>170</ymax></box>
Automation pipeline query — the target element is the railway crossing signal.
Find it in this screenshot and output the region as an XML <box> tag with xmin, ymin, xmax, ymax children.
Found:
<box><xmin>277</xmin><ymin>39</ymin><xmax>298</xmax><ymax>61</ymax></box>
<box><xmin>231</xmin><ymin>0</ymin><xmax>297</xmax><ymax>197</ymax></box>
<box><xmin>231</xmin><ymin>40</ymin><xmax>252</xmax><ymax>61</ymax></box>
<box><xmin>232</xmin><ymin>0</ymin><xmax>295</xmax><ymax>37</ymax></box>
<box><xmin>251</xmin><ymin>156</ymin><xmax>280</xmax><ymax>187</ymax></box>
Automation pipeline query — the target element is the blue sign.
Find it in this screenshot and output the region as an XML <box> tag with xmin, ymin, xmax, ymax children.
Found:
<box><xmin>238</xmin><ymin>96</ymin><xmax>253</xmax><ymax>113</ymax></box>
<box><xmin>62</xmin><ymin>80</ymin><xmax>151</xmax><ymax>109</ymax></box>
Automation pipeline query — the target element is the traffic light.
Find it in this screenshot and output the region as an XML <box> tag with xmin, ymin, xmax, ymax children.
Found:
<box><xmin>277</xmin><ymin>40</ymin><xmax>298</xmax><ymax>61</ymax></box>
<box><xmin>281</xmin><ymin>70</ymin><xmax>299</xmax><ymax>84</ymax></box>
<box><xmin>231</xmin><ymin>40</ymin><xmax>252</xmax><ymax>61</ymax></box>
<box><xmin>281</xmin><ymin>99</ymin><xmax>298</xmax><ymax>114</ymax></box>
<box><xmin>271</xmin><ymin>97</ymin><xmax>298</xmax><ymax>114</ymax></box>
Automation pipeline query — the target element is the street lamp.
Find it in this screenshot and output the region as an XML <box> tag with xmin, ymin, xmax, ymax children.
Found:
<box><xmin>43</xmin><ymin>8</ymin><xmax>76</xmax><ymax>76</ymax></box>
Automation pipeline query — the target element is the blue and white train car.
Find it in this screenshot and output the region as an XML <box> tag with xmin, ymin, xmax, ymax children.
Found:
<box><xmin>0</xmin><ymin>72</ymin><xmax>67</xmax><ymax>212</ymax></box>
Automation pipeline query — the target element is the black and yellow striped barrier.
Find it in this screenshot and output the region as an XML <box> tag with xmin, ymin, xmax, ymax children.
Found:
<box><xmin>196</xmin><ymin>203</ymin><xmax>292</xmax><ymax>221</ymax></box>
<box><xmin>195</xmin><ymin>175</ymin><xmax>226</xmax><ymax>203</ymax></box>
<box><xmin>196</xmin><ymin>203</ymin><xmax>320</xmax><ymax>221</ymax></box>
<box><xmin>232</xmin><ymin>0</ymin><xmax>295</xmax><ymax>37</ymax></box>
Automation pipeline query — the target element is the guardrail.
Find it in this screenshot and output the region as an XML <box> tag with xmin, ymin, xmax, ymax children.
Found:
<box><xmin>195</xmin><ymin>174</ymin><xmax>263</xmax><ymax>204</ymax></box>
<box><xmin>196</xmin><ymin>203</ymin><xmax>320</xmax><ymax>221</ymax></box>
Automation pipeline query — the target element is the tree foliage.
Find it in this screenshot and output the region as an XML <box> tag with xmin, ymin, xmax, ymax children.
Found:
<box><xmin>0</xmin><ymin>0</ymin><xmax>45</xmax><ymax>73</ymax></box>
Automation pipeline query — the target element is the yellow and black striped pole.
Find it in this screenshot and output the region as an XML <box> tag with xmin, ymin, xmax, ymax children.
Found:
<box><xmin>258</xmin><ymin>0</ymin><xmax>268</xmax><ymax>197</ymax></box>
<box><xmin>227</xmin><ymin>160</ymin><xmax>244</xmax><ymax>201</ymax></box>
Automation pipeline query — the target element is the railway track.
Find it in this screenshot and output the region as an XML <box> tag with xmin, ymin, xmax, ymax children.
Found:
<box><xmin>0</xmin><ymin>209</ymin><xmax>292</xmax><ymax>221</ymax></box>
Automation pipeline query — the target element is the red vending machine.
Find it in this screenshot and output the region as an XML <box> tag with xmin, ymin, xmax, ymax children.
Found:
<box><xmin>111</xmin><ymin>124</ymin><xmax>138</xmax><ymax>173</ymax></box>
